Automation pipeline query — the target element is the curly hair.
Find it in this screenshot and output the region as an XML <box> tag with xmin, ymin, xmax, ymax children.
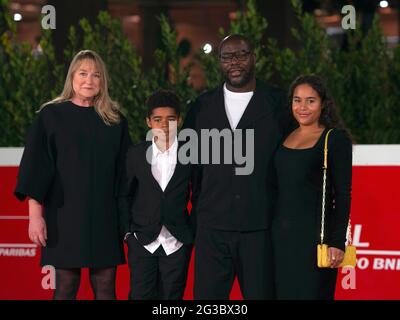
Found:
<box><xmin>287</xmin><ymin>74</ymin><xmax>353</xmax><ymax>142</ymax></box>
<box><xmin>146</xmin><ymin>89</ymin><xmax>181</xmax><ymax>118</ymax></box>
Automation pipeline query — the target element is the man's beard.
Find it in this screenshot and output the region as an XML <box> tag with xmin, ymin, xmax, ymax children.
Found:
<box><xmin>224</xmin><ymin>65</ymin><xmax>255</xmax><ymax>88</ymax></box>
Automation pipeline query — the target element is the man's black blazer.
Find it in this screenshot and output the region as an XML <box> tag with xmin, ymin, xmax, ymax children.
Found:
<box><xmin>183</xmin><ymin>80</ymin><xmax>287</xmax><ymax>231</ymax></box>
<box><xmin>117</xmin><ymin>141</ymin><xmax>194</xmax><ymax>246</ymax></box>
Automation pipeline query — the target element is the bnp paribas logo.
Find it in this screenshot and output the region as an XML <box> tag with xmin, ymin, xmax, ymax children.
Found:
<box><xmin>338</xmin><ymin>223</ymin><xmax>400</xmax><ymax>291</ymax></box>
<box><xmin>352</xmin><ymin>224</ymin><xmax>400</xmax><ymax>271</ymax></box>
<box><xmin>0</xmin><ymin>243</ymin><xmax>37</xmax><ymax>257</ymax></box>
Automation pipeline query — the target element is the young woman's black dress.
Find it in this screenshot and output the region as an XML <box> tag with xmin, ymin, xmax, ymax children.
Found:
<box><xmin>271</xmin><ymin>128</ymin><xmax>352</xmax><ymax>300</ymax></box>
<box><xmin>15</xmin><ymin>101</ymin><xmax>130</xmax><ymax>268</ymax></box>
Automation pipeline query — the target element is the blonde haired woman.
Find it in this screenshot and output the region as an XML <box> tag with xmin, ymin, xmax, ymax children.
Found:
<box><xmin>15</xmin><ymin>50</ymin><xmax>131</xmax><ymax>300</ymax></box>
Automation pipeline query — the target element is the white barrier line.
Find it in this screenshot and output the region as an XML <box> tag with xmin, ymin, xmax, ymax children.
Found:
<box><xmin>353</xmin><ymin>145</ymin><xmax>400</xmax><ymax>166</ymax></box>
<box><xmin>0</xmin><ymin>148</ymin><xmax>23</xmax><ymax>166</ymax></box>
<box><xmin>0</xmin><ymin>216</ymin><xmax>29</xmax><ymax>220</ymax></box>
<box><xmin>0</xmin><ymin>244</ymin><xmax>37</xmax><ymax>248</ymax></box>
<box><xmin>357</xmin><ymin>250</ymin><xmax>400</xmax><ymax>256</ymax></box>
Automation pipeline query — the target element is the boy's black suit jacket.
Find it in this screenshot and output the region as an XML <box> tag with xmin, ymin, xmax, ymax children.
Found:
<box><xmin>117</xmin><ymin>141</ymin><xmax>193</xmax><ymax>246</ymax></box>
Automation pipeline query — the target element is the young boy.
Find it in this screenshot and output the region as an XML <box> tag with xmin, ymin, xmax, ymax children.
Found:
<box><xmin>117</xmin><ymin>90</ymin><xmax>194</xmax><ymax>300</ymax></box>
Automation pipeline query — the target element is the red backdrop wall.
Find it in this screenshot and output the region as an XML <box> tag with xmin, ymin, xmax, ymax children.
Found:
<box><xmin>1</xmin><ymin>149</ymin><xmax>399</xmax><ymax>300</ymax></box>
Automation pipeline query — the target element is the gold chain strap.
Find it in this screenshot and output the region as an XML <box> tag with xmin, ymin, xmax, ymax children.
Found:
<box><xmin>320</xmin><ymin>129</ymin><xmax>333</xmax><ymax>244</ymax></box>
<box><xmin>347</xmin><ymin>218</ymin><xmax>352</xmax><ymax>246</ymax></box>
<box><xmin>320</xmin><ymin>128</ymin><xmax>352</xmax><ymax>246</ymax></box>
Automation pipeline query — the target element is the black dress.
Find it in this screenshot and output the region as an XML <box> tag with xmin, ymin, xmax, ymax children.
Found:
<box><xmin>271</xmin><ymin>128</ymin><xmax>352</xmax><ymax>300</ymax></box>
<box><xmin>14</xmin><ymin>101</ymin><xmax>131</xmax><ymax>268</ymax></box>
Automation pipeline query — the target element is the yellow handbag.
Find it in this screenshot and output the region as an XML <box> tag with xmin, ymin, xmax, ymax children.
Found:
<box><xmin>317</xmin><ymin>243</ymin><xmax>357</xmax><ymax>268</ymax></box>
<box><xmin>317</xmin><ymin>129</ymin><xmax>357</xmax><ymax>268</ymax></box>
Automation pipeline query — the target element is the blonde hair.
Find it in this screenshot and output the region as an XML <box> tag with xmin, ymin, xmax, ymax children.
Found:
<box><xmin>40</xmin><ymin>50</ymin><xmax>121</xmax><ymax>125</ymax></box>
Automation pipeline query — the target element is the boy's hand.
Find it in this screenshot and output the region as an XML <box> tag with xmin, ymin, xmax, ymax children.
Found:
<box><xmin>124</xmin><ymin>232</ymin><xmax>132</xmax><ymax>242</ymax></box>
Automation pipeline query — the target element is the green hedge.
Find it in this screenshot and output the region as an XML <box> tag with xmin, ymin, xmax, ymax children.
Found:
<box><xmin>1</xmin><ymin>0</ymin><xmax>399</xmax><ymax>146</ymax></box>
